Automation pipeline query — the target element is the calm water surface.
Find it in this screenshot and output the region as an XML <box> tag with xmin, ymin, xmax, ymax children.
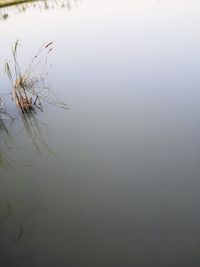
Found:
<box><xmin>0</xmin><ymin>1</ymin><xmax>200</xmax><ymax>266</ymax></box>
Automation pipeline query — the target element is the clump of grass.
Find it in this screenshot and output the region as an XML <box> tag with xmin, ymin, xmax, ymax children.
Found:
<box><xmin>5</xmin><ymin>40</ymin><xmax>32</xmax><ymax>111</ymax></box>
<box><xmin>5</xmin><ymin>40</ymin><xmax>67</xmax><ymax>112</ymax></box>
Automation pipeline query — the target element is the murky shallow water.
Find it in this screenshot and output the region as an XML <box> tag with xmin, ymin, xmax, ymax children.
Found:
<box><xmin>0</xmin><ymin>1</ymin><xmax>200</xmax><ymax>266</ymax></box>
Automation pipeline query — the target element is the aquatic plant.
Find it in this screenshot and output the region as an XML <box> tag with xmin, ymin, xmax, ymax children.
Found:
<box><xmin>5</xmin><ymin>40</ymin><xmax>67</xmax><ymax>112</ymax></box>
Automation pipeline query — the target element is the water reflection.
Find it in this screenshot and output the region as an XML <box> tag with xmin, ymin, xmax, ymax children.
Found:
<box><xmin>0</xmin><ymin>0</ymin><xmax>79</xmax><ymax>20</ymax></box>
<box><xmin>0</xmin><ymin>116</ymin><xmax>14</xmax><ymax>171</ymax></box>
<box><xmin>20</xmin><ymin>110</ymin><xmax>53</xmax><ymax>155</ymax></box>
<box><xmin>0</xmin><ymin>108</ymin><xmax>53</xmax><ymax>171</ymax></box>
<box><xmin>0</xmin><ymin>201</ymin><xmax>25</xmax><ymax>247</ymax></box>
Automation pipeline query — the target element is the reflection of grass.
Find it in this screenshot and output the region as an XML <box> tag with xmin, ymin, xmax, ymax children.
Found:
<box><xmin>20</xmin><ymin>110</ymin><xmax>54</xmax><ymax>155</ymax></box>
<box><xmin>0</xmin><ymin>98</ymin><xmax>15</xmax><ymax>171</ymax></box>
<box><xmin>0</xmin><ymin>108</ymin><xmax>53</xmax><ymax>171</ymax></box>
<box><xmin>0</xmin><ymin>150</ymin><xmax>13</xmax><ymax>171</ymax></box>
<box><xmin>0</xmin><ymin>203</ymin><xmax>25</xmax><ymax>246</ymax></box>
<box><xmin>0</xmin><ymin>118</ymin><xmax>14</xmax><ymax>171</ymax></box>
<box><xmin>11</xmin><ymin>224</ymin><xmax>24</xmax><ymax>243</ymax></box>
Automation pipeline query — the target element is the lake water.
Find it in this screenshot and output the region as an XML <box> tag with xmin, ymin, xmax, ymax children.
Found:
<box><xmin>0</xmin><ymin>1</ymin><xmax>200</xmax><ymax>266</ymax></box>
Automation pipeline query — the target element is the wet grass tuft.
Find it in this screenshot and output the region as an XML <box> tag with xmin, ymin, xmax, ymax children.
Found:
<box><xmin>5</xmin><ymin>40</ymin><xmax>67</xmax><ymax>112</ymax></box>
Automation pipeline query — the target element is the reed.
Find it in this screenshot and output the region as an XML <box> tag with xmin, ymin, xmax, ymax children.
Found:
<box><xmin>5</xmin><ymin>40</ymin><xmax>67</xmax><ymax>112</ymax></box>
